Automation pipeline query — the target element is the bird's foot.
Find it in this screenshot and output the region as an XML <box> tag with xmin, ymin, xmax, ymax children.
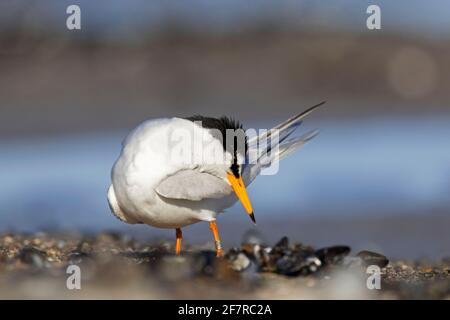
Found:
<box><xmin>216</xmin><ymin>248</ymin><xmax>224</xmax><ymax>258</ymax></box>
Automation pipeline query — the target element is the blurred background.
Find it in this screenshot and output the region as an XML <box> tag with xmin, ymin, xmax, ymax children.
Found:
<box><xmin>1</xmin><ymin>0</ymin><xmax>449</xmax><ymax>259</ymax></box>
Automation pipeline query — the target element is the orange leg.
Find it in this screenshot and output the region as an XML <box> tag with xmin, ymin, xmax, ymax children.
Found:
<box><xmin>175</xmin><ymin>228</ymin><xmax>182</xmax><ymax>255</ymax></box>
<box><xmin>209</xmin><ymin>221</ymin><xmax>224</xmax><ymax>257</ymax></box>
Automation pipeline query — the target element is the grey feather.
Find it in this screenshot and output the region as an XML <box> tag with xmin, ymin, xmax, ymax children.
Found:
<box><xmin>155</xmin><ymin>169</ymin><xmax>232</xmax><ymax>201</ymax></box>
<box><xmin>242</xmin><ymin>101</ymin><xmax>324</xmax><ymax>185</ymax></box>
<box><xmin>247</xmin><ymin>101</ymin><xmax>325</xmax><ymax>146</ymax></box>
<box><xmin>276</xmin><ymin>129</ymin><xmax>320</xmax><ymax>161</ymax></box>
<box><xmin>243</xmin><ymin>129</ymin><xmax>319</xmax><ymax>184</ymax></box>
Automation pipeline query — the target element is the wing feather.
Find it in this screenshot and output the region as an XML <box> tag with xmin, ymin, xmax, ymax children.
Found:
<box><xmin>155</xmin><ymin>169</ymin><xmax>232</xmax><ymax>201</ymax></box>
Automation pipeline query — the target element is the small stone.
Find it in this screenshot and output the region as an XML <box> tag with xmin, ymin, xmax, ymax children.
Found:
<box><xmin>275</xmin><ymin>252</ymin><xmax>322</xmax><ymax>276</ymax></box>
<box><xmin>229</xmin><ymin>252</ymin><xmax>251</xmax><ymax>272</ymax></box>
<box><xmin>357</xmin><ymin>250</ymin><xmax>389</xmax><ymax>268</ymax></box>
<box><xmin>78</xmin><ymin>241</ymin><xmax>94</xmax><ymax>254</ymax></box>
<box><xmin>19</xmin><ymin>247</ymin><xmax>47</xmax><ymax>268</ymax></box>
<box><xmin>67</xmin><ymin>251</ymin><xmax>90</xmax><ymax>264</ymax></box>
<box><xmin>240</xmin><ymin>242</ymin><xmax>268</xmax><ymax>269</ymax></box>
<box><xmin>274</xmin><ymin>236</ymin><xmax>289</xmax><ymax>250</ymax></box>
<box><xmin>315</xmin><ymin>246</ymin><xmax>351</xmax><ymax>266</ymax></box>
<box><xmin>305</xmin><ymin>256</ymin><xmax>322</xmax><ymax>273</ymax></box>
<box><xmin>423</xmin><ymin>272</ymin><xmax>434</xmax><ymax>278</ymax></box>
<box><xmin>32</xmin><ymin>238</ymin><xmax>42</xmax><ymax>246</ymax></box>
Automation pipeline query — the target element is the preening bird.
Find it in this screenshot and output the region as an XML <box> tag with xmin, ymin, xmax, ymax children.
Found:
<box><xmin>107</xmin><ymin>102</ymin><xmax>324</xmax><ymax>256</ymax></box>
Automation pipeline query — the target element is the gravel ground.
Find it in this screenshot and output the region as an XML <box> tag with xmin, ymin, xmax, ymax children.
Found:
<box><xmin>0</xmin><ymin>232</ymin><xmax>449</xmax><ymax>299</ymax></box>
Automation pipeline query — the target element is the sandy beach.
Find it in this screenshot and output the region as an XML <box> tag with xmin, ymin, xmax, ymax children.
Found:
<box><xmin>1</xmin><ymin>231</ymin><xmax>449</xmax><ymax>299</ymax></box>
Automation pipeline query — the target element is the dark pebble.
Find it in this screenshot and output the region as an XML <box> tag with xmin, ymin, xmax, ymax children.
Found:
<box><xmin>315</xmin><ymin>246</ymin><xmax>351</xmax><ymax>266</ymax></box>
<box><xmin>18</xmin><ymin>247</ymin><xmax>47</xmax><ymax>268</ymax></box>
<box><xmin>275</xmin><ymin>254</ymin><xmax>322</xmax><ymax>276</ymax></box>
<box><xmin>274</xmin><ymin>236</ymin><xmax>289</xmax><ymax>250</ymax></box>
<box><xmin>67</xmin><ymin>251</ymin><xmax>91</xmax><ymax>264</ymax></box>
<box><xmin>357</xmin><ymin>250</ymin><xmax>389</xmax><ymax>268</ymax></box>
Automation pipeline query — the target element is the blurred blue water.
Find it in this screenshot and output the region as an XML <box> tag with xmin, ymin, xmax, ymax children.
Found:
<box><xmin>1</xmin><ymin>116</ymin><xmax>450</xmax><ymax>232</ymax></box>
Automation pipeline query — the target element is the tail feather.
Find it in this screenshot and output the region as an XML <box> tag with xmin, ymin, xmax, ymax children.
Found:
<box><xmin>243</xmin><ymin>102</ymin><xmax>324</xmax><ymax>184</ymax></box>
<box><xmin>276</xmin><ymin>129</ymin><xmax>320</xmax><ymax>162</ymax></box>
<box><xmin>247</xmin><ymin>100</ymin><xmax>325</xmax><ymax>146</ymax></box>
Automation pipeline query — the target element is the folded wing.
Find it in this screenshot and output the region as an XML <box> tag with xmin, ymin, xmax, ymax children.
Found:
<box><xmin>155</xmin><ymin>169</ymin><xmax>232</xmax><ymax>201</ymax></box>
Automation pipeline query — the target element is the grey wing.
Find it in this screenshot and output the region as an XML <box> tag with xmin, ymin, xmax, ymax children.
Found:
<box><xmin>155</xmin><ymin>169</ymin><xmax>232</xmax><ymax>201</ymax></box>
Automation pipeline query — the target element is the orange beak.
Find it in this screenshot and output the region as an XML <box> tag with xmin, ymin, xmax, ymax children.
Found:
<box><xmin>227</xmin><ymin>172</ymin><xmax>255</xmax><ymax>224</ymax></box>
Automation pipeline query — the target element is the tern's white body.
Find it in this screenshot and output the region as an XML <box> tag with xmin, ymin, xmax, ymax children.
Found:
<box><xmin>108</xmin><ymin>118</ymin><xmax>238</xmax><ymax>228</ymax></box>
<box><xmin>108</xmin><ymin>104</ymin><xmax>322</xmax><ymax>230</ymax></box>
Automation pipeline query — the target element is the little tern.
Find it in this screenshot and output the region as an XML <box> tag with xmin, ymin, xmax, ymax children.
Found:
<box><xmin>107</xmin><ymin>102</ymin><xmax>324</xmax><ymax>256</ymax></box>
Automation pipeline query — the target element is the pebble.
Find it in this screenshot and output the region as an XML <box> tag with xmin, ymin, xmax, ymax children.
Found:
<box><xmin>1</xmin><ymin>233</ymin><xmax>449</xmax><ymax>299</ymax></box>
<box><xmin>315</xmin><ymin>246</ymin><xmax>351</xmax><ymax>266</ymax></box>
<box><xmin>0</xmin><ymin>234</ymin><xmax>414</xmax><ymax>280</ymax></box>
<box><xmin>275</xmin><ymin>253</ymin><xmax>322</xmax><ymax>276</ymax></box>
<box><xmin>229</xmin><ymin>252</ymin><xmax>252</xmax><ymax>272</ymax></box>
<box><xmin>234</xmin><ymin>237</ymin><xmax>391</xmax><ymax>277</ymax></box>
<box><xmin>226</xmin><ymin>248</ymin><xmax>252</xmax><ymax>272</ymax></box>
<box><xmin>357</xmin><ymin>250</ymin><xmax>389</xmax><ymax>268</ymax></box>
<box><xmin>67</xmin><ymin>251</ymin><xmax>90</xmax><ymax>264</ymax></box>
<box><xmin>18</xmin><ymin>247</ymin><xmax>47</xmax><ymax>268</ymax></box>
